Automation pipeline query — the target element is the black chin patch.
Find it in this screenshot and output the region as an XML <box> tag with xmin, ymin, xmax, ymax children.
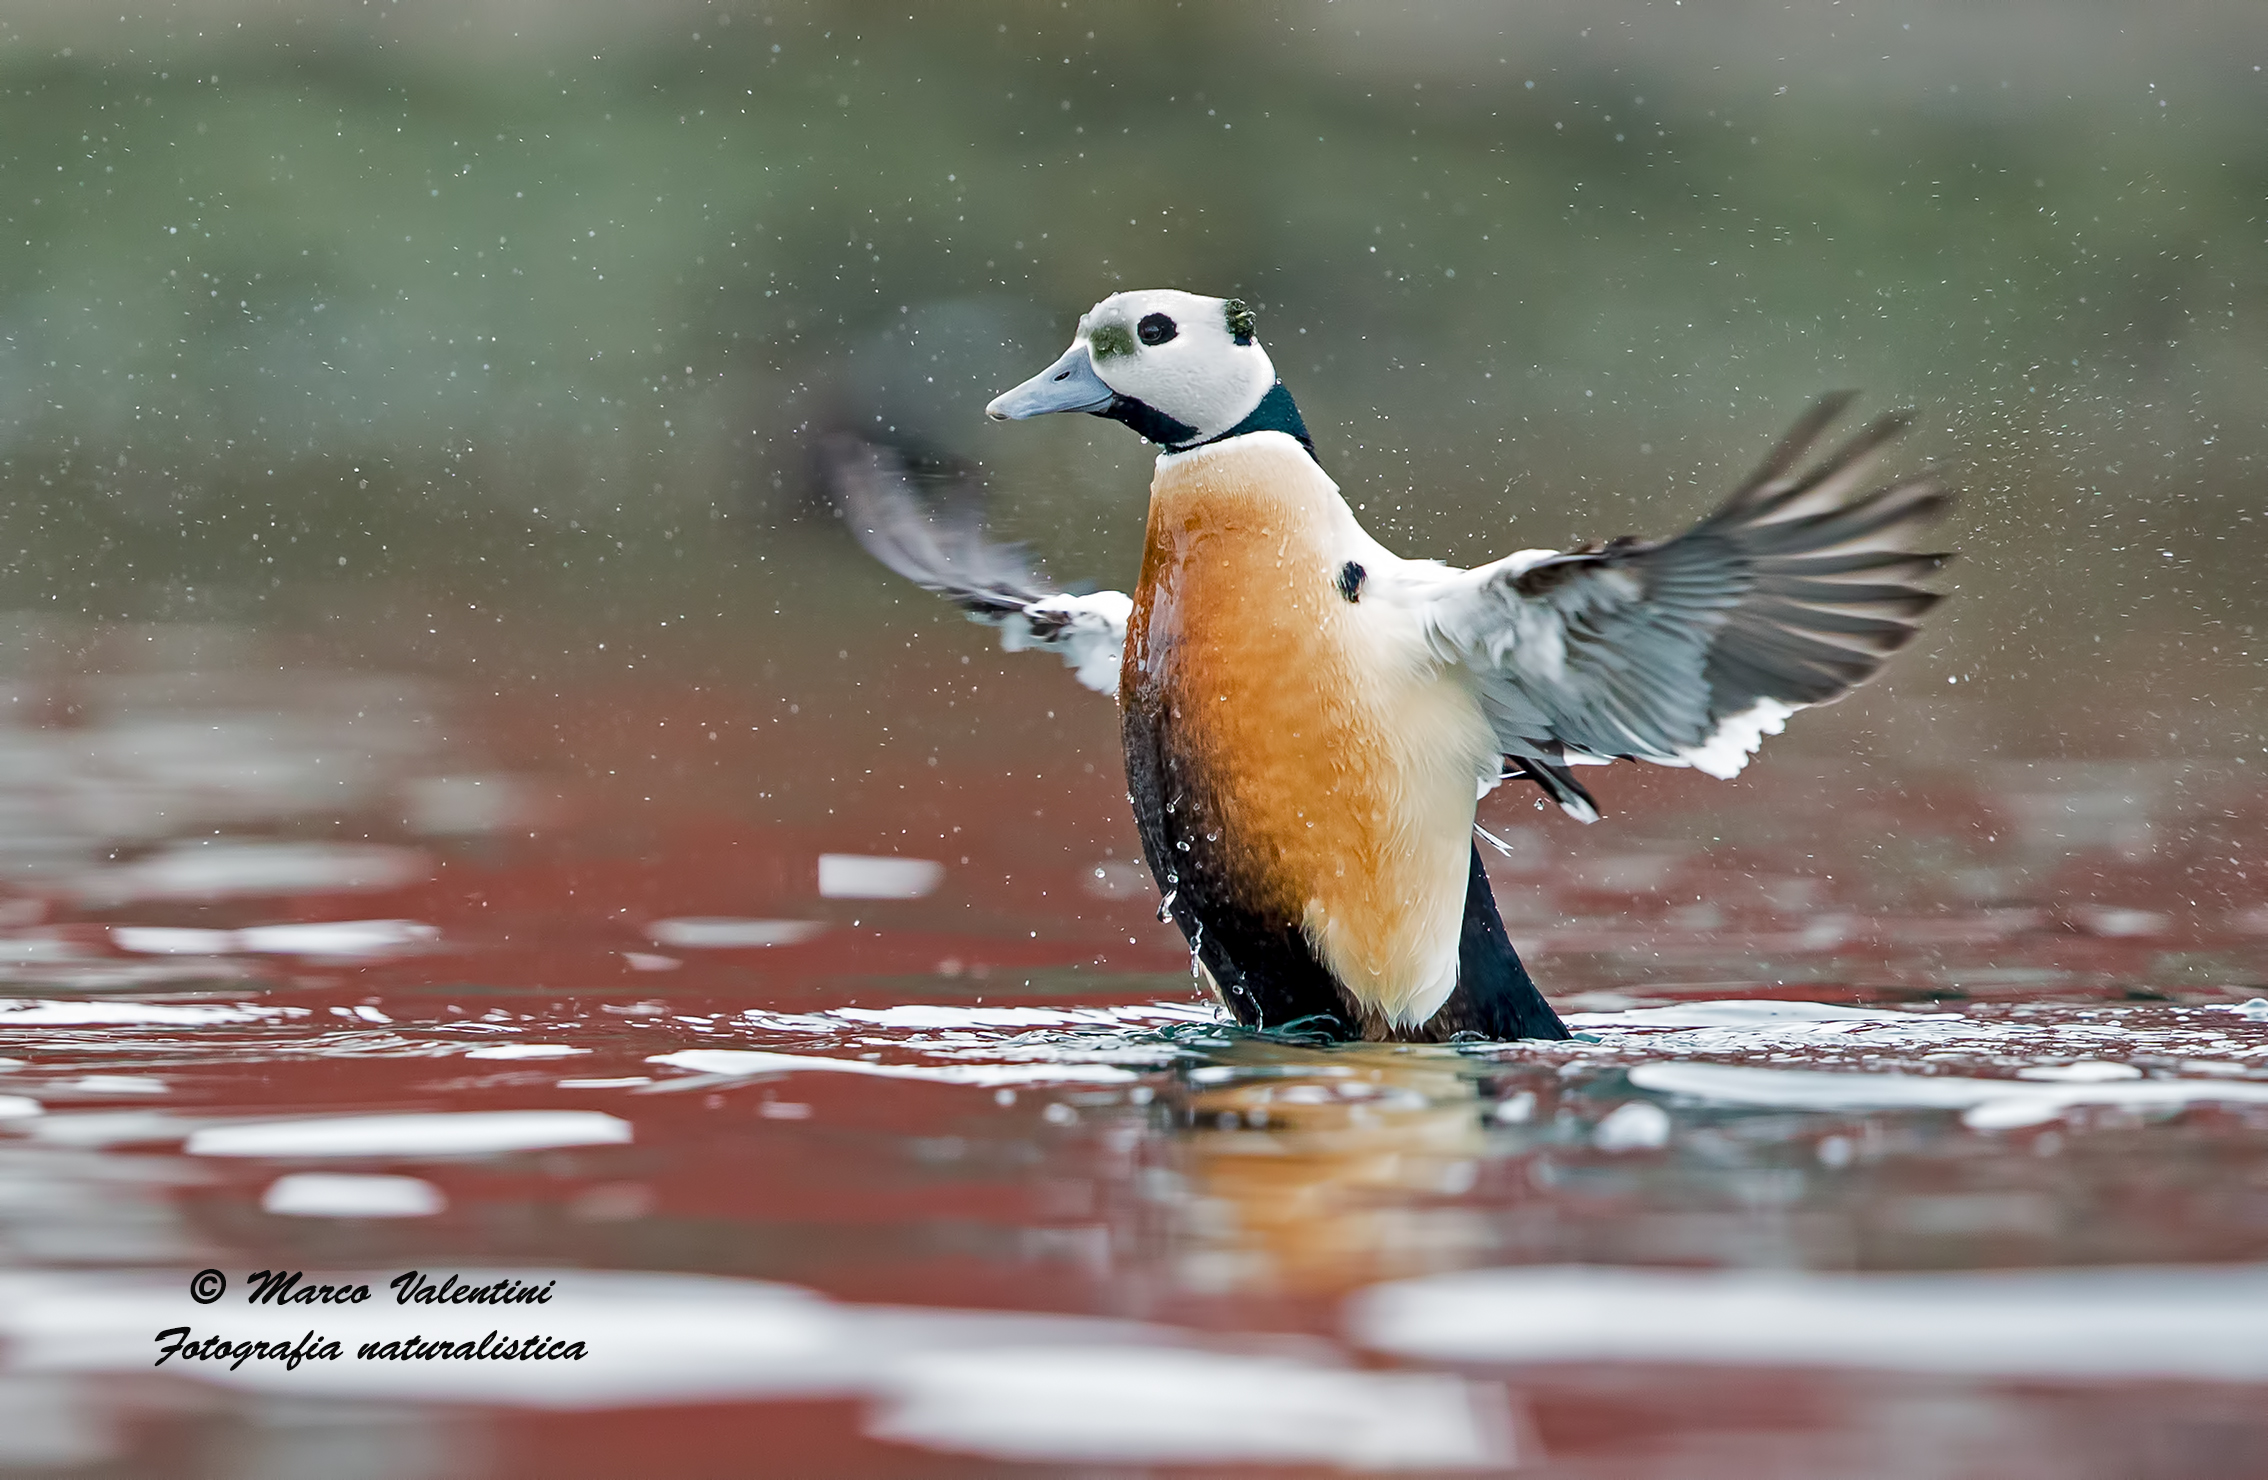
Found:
<box><xmin>1091</xmin><ymin>382</ymin><xmax>1319</xmax><ymax>464</ymax></box>
<box><xmin>1094</xmin><ymin>395</ymin><xmax>1200</xmax><ymax>448</ymax></box>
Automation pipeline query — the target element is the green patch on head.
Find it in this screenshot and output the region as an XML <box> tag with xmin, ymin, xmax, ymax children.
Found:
<box><xmin>1223</xmin><ymin>298</ymin><xmax>1256</xmax><ymax>345</ymax></box>
<box><xmin>1088</xmin><ymin>321</ymin><xmax>1137</xmax><ymax>360</ymax></box>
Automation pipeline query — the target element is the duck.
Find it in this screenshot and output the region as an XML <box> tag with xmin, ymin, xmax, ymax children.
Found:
<box><xmin>821</xmin><ymin>289</ymin><xmax>1951</xmax><ymax>1043</ymax></box>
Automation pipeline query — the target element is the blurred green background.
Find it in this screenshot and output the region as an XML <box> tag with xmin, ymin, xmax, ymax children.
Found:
<box><xmin>0</xmin><ymin>0</ymin><xmax>2261</xmax><ymax>766</ymax></box>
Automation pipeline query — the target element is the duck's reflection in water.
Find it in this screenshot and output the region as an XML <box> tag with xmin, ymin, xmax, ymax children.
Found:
<box><xmin>1163</xmin><ymin>1039</ymin><xmax>1511</xmax><ymax>1298</ymax></box>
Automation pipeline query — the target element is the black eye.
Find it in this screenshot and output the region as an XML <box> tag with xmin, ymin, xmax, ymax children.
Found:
<box><xmin>1137</xmin><ymin>312</ymin><xmax>1178</xmax><ymax>347</ymax></box>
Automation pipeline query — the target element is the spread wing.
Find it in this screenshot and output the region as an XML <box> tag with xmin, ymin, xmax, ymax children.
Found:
<box><xmin>817</xmin><ymin>434</ymin><xmax>1129</xmax><ymax>696</ymax></box>
<box><xmin>1422</xmin><ymin>395</ymin><xmax>1952</xmax><ymax>820</ymax></box>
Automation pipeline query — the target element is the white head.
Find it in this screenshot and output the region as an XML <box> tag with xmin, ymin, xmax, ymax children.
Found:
<box><xmin>985</xmin><ymin>289</ymin><xmax>1284</xmax><ymax>450</ymax></box>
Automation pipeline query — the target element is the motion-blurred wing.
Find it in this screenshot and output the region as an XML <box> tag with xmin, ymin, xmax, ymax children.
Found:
<box><xmin>818</xmin><ymin>434</ymin><xmax>1129</xmax><ymax>695</ymax></box>
<box><xmin>1424</xmin><ymin>395</ymin><xmax>1952</xmax><ymax>818</ymax></box>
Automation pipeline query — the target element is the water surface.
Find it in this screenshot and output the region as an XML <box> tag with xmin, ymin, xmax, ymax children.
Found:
<box><xmin>0</xmin><ymin>634</ymin><xmax>2261</xmax><ymax>1477</ymax></box>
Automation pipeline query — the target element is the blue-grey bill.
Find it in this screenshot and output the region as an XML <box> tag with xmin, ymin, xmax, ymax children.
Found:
<box><xmin>984</xmin><ymin>344</ymin><xmax>1115</xmax><ymax>420</ymax></box>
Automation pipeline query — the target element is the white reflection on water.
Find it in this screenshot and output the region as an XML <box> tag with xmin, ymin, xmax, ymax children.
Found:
<box><xmin>460</xmin><ymin>1044</ymin><xmax>590</xmax><ymax>1060</ymax></box>
<box><xmin>647</xmin><ymin>1048</ymin><xmax>1137</xmax><ymax>1088</ymax></box>
<box><xmin>870</xmin><ymin>1344</ymin><xmax>1510</xmax><ymax>1470</ymax></box>
<box><xmin>262</xmin><ymin>1173</ymin><xmax>447</xmax><ymax>1218</ymax></box>
<box><xmin>2015</xmin><ymin>1060</ymin><xmax>2143</xmax><ymax>1081</ymax></box>
<box><xmin>17</xmin><ymin>1112</ymin><xmax>218</xmax><ymax>1148</ymax></box>
<box><xmin>50</xmin><ymin>1076</ymin><xmax>167</xmax><ymax>1097</ymax></box>
<box><xmin>76</xmin><ymin>841</ymin><xmax>429</xmax><ymax>905</ymax></box>
<box><xmin>113</xmin><ymin>919</ymin><xmax>439</xmax><ymax>959</ymax></box>
<box><xmin>0</xmin><ymin>1000</ymin><xmax>297</xmax><ymax>1027</ymax></box>
<box><xmin>184</xmin><ymin>1111</ymin><xmax>632</xmax><ymax>1159</ymax></box>
<box><xmin>645</xmin><ymin>917</ymin><xmax>826</xmax><ymax>948</ymax></box>
<box><xmin>1591</xmin><ymin>1099</ymin><xmax>1671</xmax><ymax>1150</ymax></box>
<box><xmin>816</xmin><ymin>852</ymin><xmax>944</xmax><ymax>899</ymax></box>
<box><xmin>1569</xmin><ymin>999</ymin><xmax>1950</xmax><ymax>1028</ymax></box>
<box><xmin>1352</xmin><ymin>1263</ymin><xmax>2268</xmax><ymax>1381</ymax></box>
<box><xmin>1629</xmin><ymin>1059</ymin><xmax>2268</xmax><ymax>1130</ymax></box>
<box><xmin>827</xmin><ymin>1003</ymin><xmax>1209</xmax><ymax>1029</ymax></box>
<box><xmin>1543</xmin><ymin>996</ymin><xmax>2268</xmax><ymax>1072</ymax></box>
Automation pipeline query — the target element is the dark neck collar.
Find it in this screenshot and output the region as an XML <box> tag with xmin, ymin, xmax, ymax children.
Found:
<box><xmin>1093</xmin><ymin>381</ymin><xmax>1319</xmax><ymax>465</ymax></box>
<box><xmin>1182</xmin><ymin>382</ymin><xmax>1316</xmax><ymax>462</ymax></box>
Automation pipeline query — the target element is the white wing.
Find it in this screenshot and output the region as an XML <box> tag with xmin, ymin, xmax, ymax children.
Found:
<box><xmin>819</xmin><ymin>434</ymin><xmax>1128</xmax><ymax>696</ymax></box>
<box><xmin>1420</xmin><ymin>396</ymin><xmax>1952</xmax><ymax>818</ymax></box>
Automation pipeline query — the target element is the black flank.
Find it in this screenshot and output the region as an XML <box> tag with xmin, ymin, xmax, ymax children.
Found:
<box><xmin>1425</xmin><ymin>845</ymin><xmax>1570</xmax><ymax>1041</ymax></box>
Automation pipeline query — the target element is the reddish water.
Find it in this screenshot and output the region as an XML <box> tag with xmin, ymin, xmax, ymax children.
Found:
<box><xmin>1</xmin><ymin>638</ymin><xmax>2264</xmax><ymax>1478</ymax></box>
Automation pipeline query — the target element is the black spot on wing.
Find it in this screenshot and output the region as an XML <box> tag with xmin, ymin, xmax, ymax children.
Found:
<box><xmin>1503</xmin><ymin>756</ymin><xmax>1600</xmax><ymax>822</ymax></box>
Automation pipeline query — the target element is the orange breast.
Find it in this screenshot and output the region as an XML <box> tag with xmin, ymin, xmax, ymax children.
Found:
<box><xmin>1128</xmin><ymin>471</ymin><xmax>1380</xmax><ymax>920</ymax></box>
